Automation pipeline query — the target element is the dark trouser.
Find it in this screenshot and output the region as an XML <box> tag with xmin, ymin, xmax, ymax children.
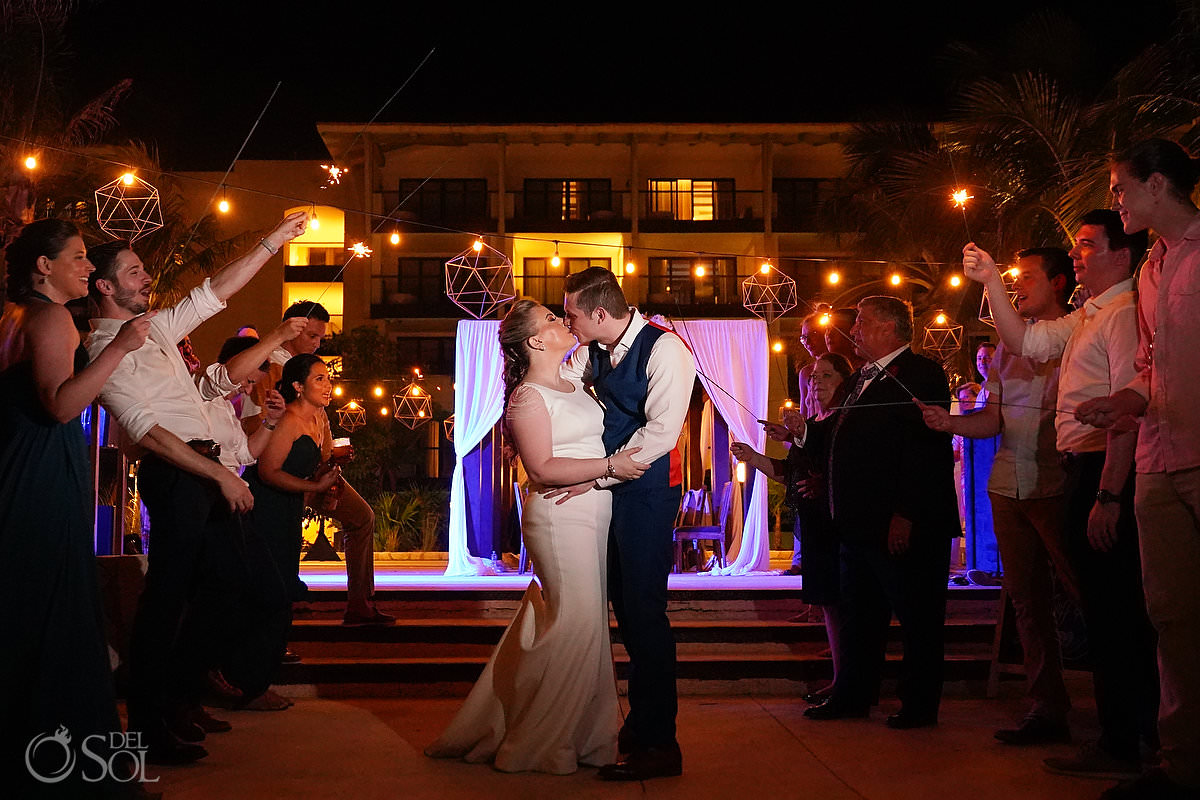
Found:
<box><xmin>130</xmin><ymin>456</ymin><xmax>243</xmax><ymax>738</ymax></box>
<box><xmin>217</xmin><ymin>516</ymin><xmax>290</xmax><ymax>700</ymax></box>
<box><xmin>832</xmin><ymin>531</ymin><xmax>951</xmax><ymax>716</ymax></box>
<box><xmin>609</xmin><ymin>484</ymin><xmax>681</xmax><ymax>749</ymax></box>
<box><xmin>1063</xmin><ymin>451</ymin><xmax>1159</xmax><ymax>760</ymax></box>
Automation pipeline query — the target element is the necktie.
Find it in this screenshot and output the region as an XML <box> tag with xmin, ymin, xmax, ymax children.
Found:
<box><xmin>826</xmin><ymin>363</ymin><xmax>880</xmax><ymax>517</ymax></box>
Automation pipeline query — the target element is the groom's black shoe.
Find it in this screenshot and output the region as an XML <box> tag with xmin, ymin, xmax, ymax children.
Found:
<box><xmin>803</xmin><ymin>699</ymin><xmax>870</xmax><ymax>721</ymax></box>
<box><xmin>598</xmin><ymin>743</ymin><xmax>683</xmax><ymax>781</ymax></box>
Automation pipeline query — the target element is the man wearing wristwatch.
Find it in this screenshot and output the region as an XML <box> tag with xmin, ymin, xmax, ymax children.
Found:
<box><xmin>962</xmin><ymin>210</ymin><xmax>1159</xmax><ymax>782</ymax></box>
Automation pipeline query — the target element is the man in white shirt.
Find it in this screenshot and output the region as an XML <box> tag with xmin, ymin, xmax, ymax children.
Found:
<box><xmin>963</xmin><ymin>210</ymin><xmax>1158</xmax><ymax>780</ymax></box>
<box><xmin>922</xmin><ymin>246</ymin><xmax>1078</xmax><ymax>745</ymax></box>
<box><xmin>85</xmin><ymin>212</ymin><xmax>307</xmax><ymax>764</ymax></box>
<box><xmin>559</xmin><ymin>267</ymin><xmax>695</xmax><ymax>781</ymax></box>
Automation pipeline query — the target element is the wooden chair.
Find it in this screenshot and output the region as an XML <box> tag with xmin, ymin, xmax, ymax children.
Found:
<box><xmin>513</xmin><ymin>482</ymin><xmax>531</xmax><ymax>575</ymax></box>
<box><xmin>672</xmin><ymin>482</ymin><xmax>733</xmax><ymax>573</ymax></box>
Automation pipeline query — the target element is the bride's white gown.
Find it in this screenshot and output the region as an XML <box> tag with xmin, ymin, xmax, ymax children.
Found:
<box><xmin>426</xmin><ymin>380</ymin><xmax>619</xmax><ymax>774</ymax></box>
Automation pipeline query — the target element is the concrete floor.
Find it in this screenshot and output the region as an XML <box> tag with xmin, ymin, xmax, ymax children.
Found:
<box><xmin>147</xmin><ymin>680</ymin><xmax>1118</xmax><ymax>800</ymax></box>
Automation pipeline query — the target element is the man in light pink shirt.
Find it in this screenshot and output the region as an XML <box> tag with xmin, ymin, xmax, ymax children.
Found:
<box><xmin>1079</xmin><ymin>139</ymin><xmax>1200</xmax><ymax>799</ymax></box>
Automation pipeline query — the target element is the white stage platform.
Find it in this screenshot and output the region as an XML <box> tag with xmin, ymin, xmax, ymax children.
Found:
<box><xmin>297</xmin><ymin>562</ymin><xmax>811</xmax><ymax>592</ymax></box>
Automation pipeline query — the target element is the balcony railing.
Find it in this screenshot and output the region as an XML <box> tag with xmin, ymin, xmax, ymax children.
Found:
<box><xmin>370</xmin><ymin>275</ymin><xmax>462</xmax><ymax>318</ymax></box>
<box><xmin>373</xmin><ymin>186</ymin><xmax>834</xmax><ymax>234</ymax></box>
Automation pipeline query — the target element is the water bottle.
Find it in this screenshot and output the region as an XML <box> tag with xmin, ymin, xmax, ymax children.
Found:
<box><xmin>490</xmin><ymin>549</ymin><xmax>505</xmax><ymax>573</ymax></box>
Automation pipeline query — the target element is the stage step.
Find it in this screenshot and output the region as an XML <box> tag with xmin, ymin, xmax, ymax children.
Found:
<box><xmin>276</xmin><ymin>650</ymin><xmax>994</xmax><ymax>698</ymax></box>
<box><xmin>272</xmin><ymin>582</ymin><xmax>1002</xmax><ymax>697</ymax></box>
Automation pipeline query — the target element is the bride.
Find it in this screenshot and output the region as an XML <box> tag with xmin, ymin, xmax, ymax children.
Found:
<box><xmin>425</xmin><ymin>299</ymin><xmax>649</xmax><ymax>774</ymax></box>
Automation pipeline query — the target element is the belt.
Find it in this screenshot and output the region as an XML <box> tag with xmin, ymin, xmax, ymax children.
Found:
<box><xmin>187</xmin><ymin>439</ymin><xmax>222</xmax><ymax>461</ymax></box>
<box><xmin>1058</xmin><ymin>450</ymin><xmax>1102</xmax><ymax>468</ymax></box>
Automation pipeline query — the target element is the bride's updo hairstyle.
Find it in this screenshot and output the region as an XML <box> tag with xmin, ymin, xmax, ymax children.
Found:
<box><xmin>498</xmin><ymin>299</ymin><xmax>542</xmax><ymax>412</ymax></box>
<box><xmin>277</xmin><ymin>353</ymin><xmax>325</xmax><ymax>403</ymax></box>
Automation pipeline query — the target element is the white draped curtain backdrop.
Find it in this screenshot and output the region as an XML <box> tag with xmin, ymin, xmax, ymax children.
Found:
<box><xmin>445</xmin><ymin>319</ymin><xmax>503</xmax><ymax>576</ymax></box>
<box><xmin>672</xmin><ymin>318</ymin><xmax>770</xmax><ymax>574</ymax></box>
<box><xmin>444</xmin><ymin>317</ymin><xmax>770</xmax><ymax>576</ymax></box>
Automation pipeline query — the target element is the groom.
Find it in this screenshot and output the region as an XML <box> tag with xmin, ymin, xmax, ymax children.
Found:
<box><xmin>559</xmin><ymin>267</ymin><xmax>696</xmax><ymax>781</ymax></box>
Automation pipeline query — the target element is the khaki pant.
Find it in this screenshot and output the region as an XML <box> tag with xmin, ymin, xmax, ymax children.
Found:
<box><xmin>328</xmin><ymin>481</ymin><xmax>377</xmax><ymax>617</ymax></box>
<box><xmin>989</xmin><ymin>492</ymin><xmax>1077</xmax><ymax>720</ymax></box>
<box><xmin>1135</xmin><ymin>467</ymin><xmax>1200</xmax><ymax>788</ymax></box>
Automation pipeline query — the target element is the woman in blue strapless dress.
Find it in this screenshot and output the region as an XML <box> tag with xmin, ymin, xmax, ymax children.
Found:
<box><xmin>243</xmin><ymin>354</ymin><xmax>341</xmax><ymax>612</ymax></box>
<box><xmin>0</xmin><ymin>220</ymin><xmax>153</xmax><ymax>796</ymax></box>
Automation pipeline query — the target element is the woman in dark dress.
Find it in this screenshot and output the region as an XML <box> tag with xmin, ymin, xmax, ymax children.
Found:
<box><xmin>732</xmin><ymin>352</ymin><xmax>852</xmax><ymax>704</ymax></box>
<box><xmin>243</xmin><ymin>354</ymin><xmax>340</xmax><ymax>632</ymax></box>
<box><xmin>0</xmin><ymin>220</ymin><xmax>153</xmax><ymax>796</ymax></box>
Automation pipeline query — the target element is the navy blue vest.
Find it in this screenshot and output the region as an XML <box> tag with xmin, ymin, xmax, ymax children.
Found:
<box><xmin>589</xmin><ymin>323</ymin><xmax>677</xmax><ymax>494</ymax></box>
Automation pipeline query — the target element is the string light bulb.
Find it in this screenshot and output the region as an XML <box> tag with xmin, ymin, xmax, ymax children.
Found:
<box><xmin>23</xmin><ymin>156</ymin><xmax>37</xmax><ymax>170</ymax></box>
<box><xmin>625</xmin><ymin>259</ymin><xmax>635</xmax><ymax>274</ymax></box>
<box><xmin>889</xmin><ymin>273</ymin><xmax>903</xmax><ymax>286</ymax></box>
<box><xmin>373</xmin><ymin>386</ymin><xmax>384</xmax><ymax>397</ymax></box>
<box><xmin>333</xmin><ymin>386</ymin><xmax>343</xmax><ymax>397</ymax></box>
<box><xmin>389</xmin><ymin>231</ymin><xmax>401</xmax><ymax>245</ymax></box>
<box><xmin>472</xmin><ymin>238</ymin><xmax>484</xmax><ymax>252</ymax></box>
<box><xmin>310</xmin><ymin>206</ymin><xmax>320</xmax><ymax>230</ymax></box>
<box><xmin>380</xmin><ymin>407</ymin><xmax>389</xmax><ymax>416</ymax></box>
<box><xmin>827</xmin><ymin>270</ymin><xmax>841</xmax><ymax>285</ymax></box>
<box><xmin>772</xmin><ymin>340</ymin><xmax>783</xmax><ymax>353</ymax></box>
<box><xmin>217</xmin><ymin>185</ymin><xmax>230</xmax><ymax>214</ymax></box>
<box><xmin>759</xmin><ymin>261</ymin><xmax>771</xmax><ymax>275</ymax></box>
<box><xmin>121</xmin><ymin>172</ymin><xmax>135</xmax><ymax>186</ymax></box>
<box><xmin>694</xmin><ymin>265</ymin><xmax>706</xmax><ymax>278</ymax></box>
<box><xmin>783</xmin><ymin>399</ymin><xmax>794</xmax><ymax>409</ymax></box>
<box><xmin>818</xmin><ymin>313</ymin><xmax>831</xmax><ymax>326</ymax></box>
<box><xmin>950</xmin><ymin>275</ymin><xmax>963</xmax><ymax>287</ymax></box>
<box><xmin>935</xmin><ymin>313</ymin><xmax>948</xmax><ymax>325</ymax></box>
<box><xmin>550</xmin><ymin>241</ymin><xmax>560</xmax><ymax>268</ymax></box>
<box><xmin>347</xmin><ymin>401</ymin><xmax>358</xmax><ymax>409</ymax></box>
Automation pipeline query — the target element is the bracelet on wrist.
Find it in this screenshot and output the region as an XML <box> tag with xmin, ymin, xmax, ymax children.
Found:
<box><xmin>262</xmin><ymin>420</ymin><xmax>277</xmax><ymax>431</ymax></box>
<box><xmin>258</xmin><ymin>238</ymin><xmax>279</xmax><ymax>255</ymax></box>
<box><xmin>605</xmin><ymin>457</ymin><xmax>616</xmax><ymax>479</ymax></box>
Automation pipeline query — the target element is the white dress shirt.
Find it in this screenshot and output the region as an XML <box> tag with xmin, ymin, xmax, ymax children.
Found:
<box><xmin>565</xmin><ymin>309</ymin><xmax>696</xmax><ymax>488</ymax></box>
<box><xmin>198</xmin><ymin>363</ymin><xmax>256</xmax><ymax>472</ymax></box>
<box><xmin>1021</xmin><ymin>278</ymin><xmax>1139</xmax><ymax>453</ymax></box>
<box><xmin>87</xmin><ymin>278</ymin><xmax>226</xmax><ymax>447</ymax></box>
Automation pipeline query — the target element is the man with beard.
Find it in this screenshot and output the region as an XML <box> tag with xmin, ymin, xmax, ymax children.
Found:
<box><xmin>85</xmin><ymin>212</ymin><xmax>307</xmax><ymax>764</ymax></box>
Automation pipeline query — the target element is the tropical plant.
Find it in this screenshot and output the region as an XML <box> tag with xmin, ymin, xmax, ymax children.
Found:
<box><xmin>371</xmin><ymin>483</ymin><xmax>449</xmax><ymax>552</ymax></box>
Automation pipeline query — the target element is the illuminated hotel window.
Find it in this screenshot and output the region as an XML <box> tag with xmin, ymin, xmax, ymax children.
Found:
<box><xmin>282</xmin><ymin>206</ymin><xmax>345</xmax><ymax>333</ymax></box>
<box><xmin>647</xmin><ymin>179</ymin><xmax>734</xmax><ymax>221</ymax></box>
<box><xmin>523</xmin><ymin>179</ymin><xmax>612</xmax><ymax>221</ymax></box>
<box><xmin>285</xmin><ymin>206</ymin><xmax>344</xmax><ymax>267</ymax></box>
<box><xmin>646</xmin><ymin>257</ymin><xmax>737</xmax><ymax>305</ymax></box>
<box><xmin>520</xmin><ymin>257</ymin><xmax>611</xmax><ymax>305</ymax></box>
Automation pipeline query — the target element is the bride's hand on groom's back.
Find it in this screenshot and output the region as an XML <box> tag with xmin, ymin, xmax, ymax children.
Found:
<box><xmin>611</xmin><ymin>447</ymin><xmax>650</xmax><ymax>481</ymax></box>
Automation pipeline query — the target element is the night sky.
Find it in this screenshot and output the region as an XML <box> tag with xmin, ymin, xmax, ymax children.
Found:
<box><xmin>65</xmin><ymin>0</ymin><xmax>1179</xmax><ymax>169</ymax></box>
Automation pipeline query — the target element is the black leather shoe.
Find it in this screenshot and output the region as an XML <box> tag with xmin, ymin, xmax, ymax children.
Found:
<box><xmin>886</xmin><ymin>709</ymin><xmax>938</xmax><ymax>729</ymax></box>
<box><xmin>617</xmin><ymin>725</ymin><xmax>636</xmax><ymax>755</ymax></box>
<box><xmin>803</xmin><ymin>699</ymin><xmax>869</xmax><ymax>720</ymax></box>
<box><xmin>598</xmin><ymin>744</ymin><xmax>683</xmax><ymax>781</ymax></box>
<box><xmin>994</xmin><ymin>714</ymin><xmax>1070</xmax><ymax>745</ymax></box>
<box><xmin>145</xmin><ymin>736</ymin><xmax>208</xmax><ymax>765</ymax></box>
<box><xmin>803</xmin><ymin>685</ymin><xmax>834</xmax><ymax>705</ymax></box>
<box><xmin>191</xmin><ymin>705</ymin><xmax>232</xmax><ymax>734</ymax></box>
<box><xmin>165</xmin><ymin>709</ymin><xmax>205</xmax><ymax>743</ymax></box>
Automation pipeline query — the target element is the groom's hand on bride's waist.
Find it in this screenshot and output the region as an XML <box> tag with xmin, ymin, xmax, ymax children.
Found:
<box><xmin>540</xmin><ymin>481</ymin><xmax>595</xmax><ymax>505</ymax></box>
